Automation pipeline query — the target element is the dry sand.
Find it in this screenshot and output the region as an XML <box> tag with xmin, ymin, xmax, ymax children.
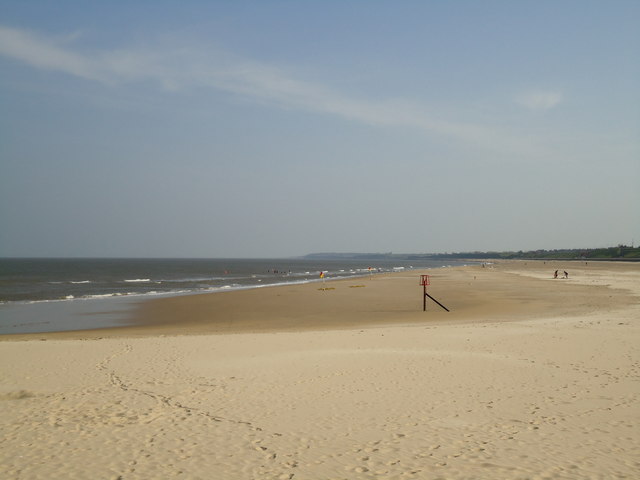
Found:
<box><xmin>1</xmin><ymin>261</ymin><xmax>638</xmax><ymax>479</ymax></box>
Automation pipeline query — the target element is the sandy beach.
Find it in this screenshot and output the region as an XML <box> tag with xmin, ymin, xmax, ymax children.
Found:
<box><xmin>1</xmin><ymin>261</ymin><xmax>638</xmax><ymax>479</ymax></box>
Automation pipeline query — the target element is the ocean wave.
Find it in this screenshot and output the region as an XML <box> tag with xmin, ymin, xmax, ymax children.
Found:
<box><xmin>1</xmin><ymin>262</ymin><xmax>463</xmax><ymax>307</ymax></box>
<box><xmin>7</xmin><ymin>289</ymin><xmax>193</xmax><ymax>305</ymax></box>
<box><xmin>157</xmin><ymin>276</ymin><xmax>234</xmax><ymax>283</ymax></box>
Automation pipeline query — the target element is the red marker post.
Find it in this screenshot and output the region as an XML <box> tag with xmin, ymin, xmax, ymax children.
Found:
<box><xmin>420</xmin><ymin>274</ymin><xmax>450</xmax><ymax>312</ymax></box>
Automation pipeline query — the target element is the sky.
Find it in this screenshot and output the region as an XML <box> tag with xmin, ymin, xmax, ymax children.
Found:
<box><xmin>0</xmin><ymin>0</ymin><xmax>638</xmax><ymax>258</ymax></box>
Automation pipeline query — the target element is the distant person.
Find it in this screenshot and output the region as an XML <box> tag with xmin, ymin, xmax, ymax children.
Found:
<box><xmin>554</xmin><ymin>270</ymin><xmax>558</xmax><ymax>279</ymax></box>
<box><xmin>564</xmin><ymin>271</ymin><xmax>569</xmax><ymax>279</ymax></box>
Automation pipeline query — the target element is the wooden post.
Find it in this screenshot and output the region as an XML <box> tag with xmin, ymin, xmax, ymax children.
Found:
<box><xmin>420</xmin><ymin>275</ymin><xmax>430</xmax><ymax>311</ymax></box>
<box><xmin>423</xmin><ymin>283</ymin><xmax>427</xmax><ymax>311</ymax></box>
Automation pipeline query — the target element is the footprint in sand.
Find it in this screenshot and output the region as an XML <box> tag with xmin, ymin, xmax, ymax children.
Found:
<box><xmin>0</xmin><ymin>390</ymin><xmax>35</xmax><ymax>400</ymax></box>
<box><xmin>345</xmin><ymin>466</ymin><xmax>369</xmax><ymax>473</ymax></box>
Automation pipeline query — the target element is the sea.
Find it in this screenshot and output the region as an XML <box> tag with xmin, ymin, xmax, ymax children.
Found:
<box><xmin>0</xmin><ymin>257</ymin><xmax>470</xmax><ymax>334</ymax></box>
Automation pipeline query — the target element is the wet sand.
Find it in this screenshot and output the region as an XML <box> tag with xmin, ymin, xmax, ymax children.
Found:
<box><xmin>1</xmin><ymin>261</ymin><xmax>638</xmax><ymax>479</ymax></box>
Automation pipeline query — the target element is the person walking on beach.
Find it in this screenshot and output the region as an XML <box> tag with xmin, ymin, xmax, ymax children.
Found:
<box><xmin>564</xmin><ymin>271</ymin><xmax>569</xmax><ymax>279</ymax></box>
<box><xmin>554</xmin><ymin>270</ymin><xmax>558</xmax><ymax>279</ymax></box>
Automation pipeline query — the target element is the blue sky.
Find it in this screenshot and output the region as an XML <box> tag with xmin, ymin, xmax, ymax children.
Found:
<box><xmin>1</xmin><ymin>1</ymin><xmax>638</xmax><ymax>257</ymax></box>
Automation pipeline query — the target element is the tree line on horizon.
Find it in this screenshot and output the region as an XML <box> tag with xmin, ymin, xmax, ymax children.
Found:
<box><xmin>416</xmin><ymin>245</ymin><xmax>640</xmax><ymax>260</ymax></box>
<box><xmin>306</xmin><ymin>245</ymin><xmax>640</xmax><ymax>261</ymax></box>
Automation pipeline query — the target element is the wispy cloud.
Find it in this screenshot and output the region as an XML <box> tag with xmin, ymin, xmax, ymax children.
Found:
<box><xmin>515</xmin><ymin>90</ymin><xmax>563</xmax><ymax>111</ymax></box>
<box><xmin>0</xmin><ymin>26</ymin><xmax>103</xmax><ymax>80</ymax></box>
<box><xmin>0</xmin><ymin>25</ymin><xmax>540</xmax><ymax>156</ymax></box>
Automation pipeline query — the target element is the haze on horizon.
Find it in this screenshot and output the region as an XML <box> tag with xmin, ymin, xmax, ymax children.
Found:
<box><xmin>1</xmin><ymin>1</ymin><xmax>638</xmax><ymax>258</ymax></box>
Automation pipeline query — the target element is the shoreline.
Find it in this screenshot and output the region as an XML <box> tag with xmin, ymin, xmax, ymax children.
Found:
<box><xmin>2</xmin><ymin>259</ymin><xmax>637</xmax><ymax>341</ymax></box>
<box><xmin>0</xmin><ymin>258</ymin><xmax>471</xmax><ymax>337</ymax></box>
